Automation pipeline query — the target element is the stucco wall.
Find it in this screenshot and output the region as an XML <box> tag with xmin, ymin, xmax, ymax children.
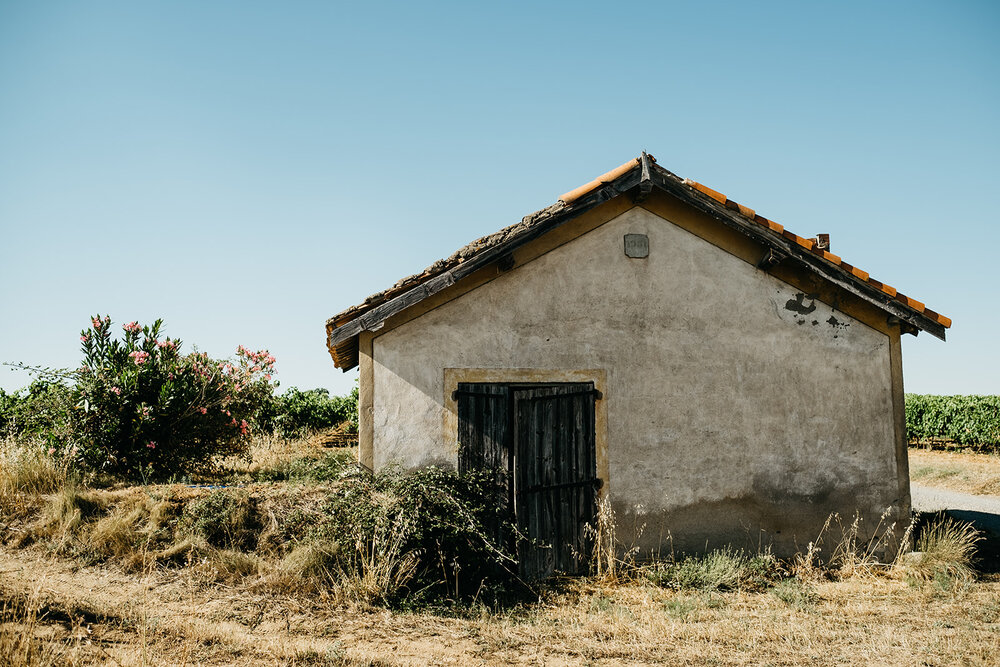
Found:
<box><xmin>370</xmin><ymin>206</ymin><xmax>902</xmax><ymax>555</ymax></box>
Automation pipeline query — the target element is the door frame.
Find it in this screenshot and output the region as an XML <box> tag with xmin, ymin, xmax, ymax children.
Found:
<box><xmin>444</xmin><ymin>368</ymin><xmax>609</xmax><ymax>501</ymax></box>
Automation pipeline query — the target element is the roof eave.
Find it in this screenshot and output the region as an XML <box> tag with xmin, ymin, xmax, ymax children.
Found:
<box><xmin>326</xmin><ymin>166</ymin><xmax>650</xmax><ymax>370</ymax></box>
<box><xmin>327</xmin><ymin>160</ymin><xmax>947</xmax><ymax>371</ymax></box>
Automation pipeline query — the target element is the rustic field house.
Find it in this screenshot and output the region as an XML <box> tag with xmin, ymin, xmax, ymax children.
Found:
<box><xmin>326</xmin><ymin>154</ymin><xmax>950</xmax><ymax>578</ymax></box>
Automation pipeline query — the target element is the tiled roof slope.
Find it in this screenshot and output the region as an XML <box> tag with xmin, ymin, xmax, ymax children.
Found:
<box><xmin>676</xmin><ymin>177</ymin><xmax>951</xmax><ymax>330</ymax></box>
<box><xmin>326</xmin><ymin>155</ymin><xmax>949</xmax><ymax>369</ymax></box>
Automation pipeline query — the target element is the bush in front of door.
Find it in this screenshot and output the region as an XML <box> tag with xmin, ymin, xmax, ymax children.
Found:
<box><xmin>317</xmin><ymin>465</ymin><xmax>522</xmax><ymax>604</ymax></box>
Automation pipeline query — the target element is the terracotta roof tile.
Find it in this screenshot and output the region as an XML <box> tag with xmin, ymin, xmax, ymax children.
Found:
<box><xmin>923</xmin><ymin>308</ymin><xmax>952</xmax><ymax>328</ymax></box>
<box><xmin>559</xmin><ymin>158</ymin><xmax>641</xmax><ymax>204</ymax></box>
<box><xmin>895</xmin><ymin>293</ymin><xmax>925</xmax><ymax>312</ymax></box>
<box><xmin>684</xmin><ymin>179</ymin><xmax>728</xmax><ymax>204</ymax></box>
<box><xmin>870</xmin><ymin>279</ymin><xmax>898</xmax><ymax>298</ymax></box>
<box><xmin>782</xmin><ymin>229</ymin><xmax>812</xmax><ymax>248</ymax></box>
<box><xmin>819</xmin><ymin>249</ymin><xmax>842</xmax><ymax>264</ymax></box>
<box><xmin>753</xmin><ymin>214</ymin><xmax>784</xmax><ymax>234</ymax></box>
<box><xmin>680</xmin><ymin>177</ymin><xmax>949</xmax><ymax>329</ymax></box>
<box><xmin>839</xmin><ymin>262</ymin><xmax>870</xmax><ymax>282</ymax></box>
<box><xmin>725</xmin><ymin>199</ymin><xmax>756</xmax><ymax>219</ymax></box>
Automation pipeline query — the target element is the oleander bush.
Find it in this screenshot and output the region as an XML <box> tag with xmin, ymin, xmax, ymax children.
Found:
<box><xmin>6</xmin><ymin>315</ymin><xmax>277</xmax><ymax>481</ymax></box>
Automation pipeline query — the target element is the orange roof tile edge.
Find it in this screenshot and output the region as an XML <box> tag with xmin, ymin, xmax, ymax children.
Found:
<box><xmin>681</xmin><ymin>178</ymin><xmax>951</xmax><ymax>329</ymax></box>
<box><xmin>559</xmin><ymin>158</ymin><xmax>641</xmax><ymax>204</ymax></box>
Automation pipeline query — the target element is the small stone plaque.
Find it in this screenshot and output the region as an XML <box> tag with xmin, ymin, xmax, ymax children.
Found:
<box><xmin>624</xmin><ymin>233</ymin><xmax>649</xmax><ymax>258</ymax></box>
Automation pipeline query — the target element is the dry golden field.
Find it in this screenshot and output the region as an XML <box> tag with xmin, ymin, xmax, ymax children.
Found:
<box><xmin>2</xmin><ymin>546</ymin><xmax>998</xmax><ymax>666</ymax></box>
<box><xmin>910</xmin><ymin>447</ymin><xmax>1000</xmax><ymax>496</ymax></box>
<box><xmin>1</xmin><ymin>436</ymin><xmax>998</xmax><ymax>666</ymax></box>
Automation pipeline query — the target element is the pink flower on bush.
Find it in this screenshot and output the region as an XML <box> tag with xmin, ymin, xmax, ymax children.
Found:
<box><xmin>147</xmin><ymin>441</ymin><xmax>156</xmax><ymax>449</ymax></box>
<box><xmin>240</xmin><ymin>419</ymin><xmax>249</xmax><ymax>436</ymax></box>
<box><xmin>129</xmin><ymin>350</ymin><xmax>150</xmax><ymax>365</ymax></box>
<box><xmin>92</xmin><ymin>317</ymin><xmax>102</xmax><ymax>329</ymax></box>
<box><xmin>110</xmin><ymin>386</ymin><xmax>121</xmax><ymax>396</ymax></box>
<box><xmin>80</xmin><ymin>334</ymin><xmax>89</xmax><ymax>342</ymax></box>
<box><xmin>48</xmin><ymin>447</ymin><xmax>56</xmax><ymax>455</ymax></box>
<box><xmin>198</xmin><ymin>407</ymin><xmax>207</xmax><ymax>414</ymax></box>
<box><xmin>123</xmin><ymin>321</ymin><xmax>140</xmax><ymax>333</ymax></box>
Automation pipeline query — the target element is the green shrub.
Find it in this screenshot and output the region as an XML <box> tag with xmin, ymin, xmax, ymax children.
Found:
<box><xmin>905</xmin><ymin>394</ymin><xmax>1000</xmax><ymax>451</ymax></box>
<box><xmin>0</xmin><ymin>382</ymin><xmax>73</xmax><ymax>444</ymax></box>
<box><xmin>267</xmin><ymin>386</ymin><xmax>358</xmax><ymax>438</ymax></box>
<box><xmin>317</xmin><ymin>466</ymin><xmax>518</xmax><ymax>603</ymax></box>
<box><xmin>644</xmin><ymin>548</ymin><xmax>782</xmax><ymax>592</ymax></box>
<box><xmin>180</xmin><ymin>489</ymin><xmax>261</xmax><ymax>550</ymax></box>
<box><xmin>771</xmin><ymin>578</ymin><xmax>818</xmax><ymax>609</ymax></box>
<box><xmin>254</xmin><ymin>451</ymin><xmax>353</xmax><ymax>483</ymax></box>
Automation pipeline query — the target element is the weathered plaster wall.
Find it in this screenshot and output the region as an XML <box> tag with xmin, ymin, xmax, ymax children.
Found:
<box><xmin>371</xmin><ymin>206</ymin><xmax>902</xmax><ymax>555</ymax></box>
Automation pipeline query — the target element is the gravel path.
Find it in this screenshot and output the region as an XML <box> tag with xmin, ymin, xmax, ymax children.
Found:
<box><xmin>911</xmin><ymin>484</ymin><xmax>1000</xmax><ymax>517</ymax></box>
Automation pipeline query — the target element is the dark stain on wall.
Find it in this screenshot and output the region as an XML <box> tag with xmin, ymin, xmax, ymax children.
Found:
<box><xmin>613</xmin><ymin>490</ymin><xmax>902</xmax><ymax>560</ymax></box>
<box><xmin>784</xmin><ymin>293</ymin><xmax>817</xmax><ymax>315</ymax></box>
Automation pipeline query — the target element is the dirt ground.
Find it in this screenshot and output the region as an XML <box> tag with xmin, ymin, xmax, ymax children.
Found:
<box><xmin>3</xmin><ymin>545</ymin><xmax>999</xmax><ymax>666</ymax></box>
<box><xmin>909</xmin><ymin>447</ymin><xmax>1000</xmax><ymax>496</ymax></box>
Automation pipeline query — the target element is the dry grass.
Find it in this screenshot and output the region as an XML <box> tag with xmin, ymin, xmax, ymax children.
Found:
<box><xmin>0</xmin><ymin>436</ymin><xmax>71</xmax><ymax>520</ymax></box>
<box><xmin>909</xmin><ymin>446</ymin><xmax>1000</xmax><ymax>495</ymax></box>
<box><xmin>215</xmin><ymin>429</ymin><xmax>357</xmax><ymax>482</ymax></box>
<box><xmin>0</xmin><ymin>545</ymin><xmax>997</xmax><ymax>666</ymax></box>
<box><xmin>3</xmin><ymin>437</ymin><xmax>998</xmax><ymax>664</ymax></box>
<box><xmin>0</xmin><ymin>584</ymin><xmax>86</xmax><ymax>667</ymax></box>
<box><xmin>895</xmin><ymin>515</ymin><xmax>982</xmax><ymax>584</ymax></box>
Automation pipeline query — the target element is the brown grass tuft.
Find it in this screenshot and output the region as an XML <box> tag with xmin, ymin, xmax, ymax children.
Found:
<box><xmin>0</xmin><ymin>437</ymin><xmax>72</xmax><ymax>520</ymax></box>
<box><xmin>0</xmin><ymin>586</ymin><xmax>83</xmax><ymax>666</ymax></box>
<box><xmin>894</xmin><ymin>514</ymin><xmax>982</xmax><ymax>584</ymax></box>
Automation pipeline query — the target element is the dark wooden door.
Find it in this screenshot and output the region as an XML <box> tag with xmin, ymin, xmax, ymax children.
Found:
<box><xmin>456</xmin><ymin>382</ymin><xmax>599</xmax><ymax>580</ymax></box>
<box><xmin>513</xmin><ymin>384</ymin><xmax>599</xmax><ymax>579</ymax></box>
<box><xmin>455</xmin><ymin>383</ymin><xmax>512</xmax><ymax>550</ymax></box>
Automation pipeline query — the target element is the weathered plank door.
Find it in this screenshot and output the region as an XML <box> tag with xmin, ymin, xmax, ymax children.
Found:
<box><xmin>456</xmin><ymin>383</ymin><xmax>512</xmax><ymax>551</ymax></box>
<box><xmin>455</xmin><ymin>382</ymin><xmax>599</xmax><ymax>580</ymax></box>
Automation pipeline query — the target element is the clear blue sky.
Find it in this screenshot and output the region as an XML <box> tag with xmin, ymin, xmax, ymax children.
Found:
<box><xmin>1</xmin><ymin>1</ymin><xmax>997</xmax><ymax>397</ymax></box>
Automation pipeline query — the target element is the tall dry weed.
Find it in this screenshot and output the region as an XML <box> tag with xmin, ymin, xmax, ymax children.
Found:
<box><xmin>0</xmin><ymin>436</ymin><xmax>71</xmax><ymax>516</ymax></box>
<box><xmin>893</xmin><ymin>514</ymin><xmax>981</xmax><ymax>584</ymax></box>
<box><xmin>790</xmin><ymin>509</ymin><xmax>906</xmax><ymax>580</ymax></box>
<box><xmin>337</xmin><ymin>510</ymin><xmax>419</xmax><ymax>604</ymax></box>
<box><xmin>585</xmin><ymin>495</ymin><xmax>641</xmax><ymax>582</ymax></box>
<box><xmin>0</xmin><ymin>585</ymin><xmax>82</xmax><ymax>666</ymax></box>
